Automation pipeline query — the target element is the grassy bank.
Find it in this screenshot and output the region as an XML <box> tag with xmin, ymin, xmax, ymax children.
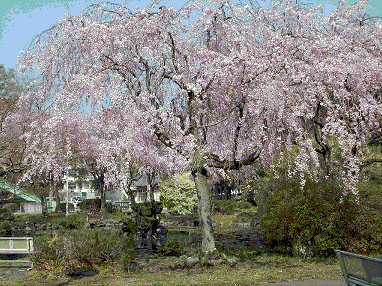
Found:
<box><xmin>1</xmin><ymin>253</ymin><xmax>344</xmax><ymax>286</ymax></box>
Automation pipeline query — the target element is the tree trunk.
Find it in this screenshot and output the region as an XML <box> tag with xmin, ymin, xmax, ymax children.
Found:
<box><xmin>147</xmin><ymin>183</ymin><xmax>155</xmax><ymax>202</ymax></box>
<box><xmin>41</xmin><ymin>196</ymin><xmax>48</xmax><ymax>218</ymax></box>
<box><xmin>129</xmin><ymin>191</ymin><xmax>136</xmax><ymax>207</ymax></box>
<box><xmin>147</xmin><ymin>172</ymin><xmax>156</xmax><ymax>202</ymax></box>
<box><xmin>52</xmin><ymin>181</ymin><xmax>58</xmax><ymax>213</ymax></box>
<box><xmin>100</xmin><ymin>183</ymin><xmax>106</xmax><ymax>212</ymax></box>
<box><xmin>193</xmin><ymin>169</ymin><xmax>216</xmax><ymax>255</ymax></box>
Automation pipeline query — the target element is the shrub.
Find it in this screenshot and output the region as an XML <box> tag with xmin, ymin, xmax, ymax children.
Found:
<box><xmin>159</xmin><ymin>173</ymin><xmax>197</xmax><ymax>214</ymax></box>
<box><xmin>120</xmin><ymin>250</ymin><xmax>139</xmax><ymax>272</ymax></box>
<box><xmin>0</xmin><ymin>221</ymin><xmax>12</xmax><ymax>235</ymax></box>
<box><xmin>213</xmin><ymin>199</ymin><xmax>252</xmax><ymax>215</ymax></box>
<box><xmin>121</xmin><ymin>218</ymin><xmax>136</xmax><ymax>237</ymax></box>
<box><xmin>78</xmin><ymin>199</ymin><xmax>101</xmax><ymax>212</ymax></box>
<box><xmin>0</xmin><ymin>207</ymin><xmax>15</xmax><ymax>221</ymax></box>
<box><xmin>355</xmin><ymin>180</ymin><xmax>382</xmax><ymax>253</ymax></box>
<box><xmin>58</xmin><ymin>213</ymin><xmax>85</xmax><ymax>229</ymax></box>
<box><xmin>259</xmin><ymin>179</ymin><xmax>382</xmax><ymax>257</ymax></box>
<box><xmin>57</xmin><ymin>202</ymin><xmax>74</xmax><ymax>213</ymax></box>
<box><xmin>213</xmin><ymin>200</ymin><xmax>236</xmax><ymax>215</ymax></box>
<box><xmin>2</xmin><ymin>203</ymin><xmax>19</xmax><ymax>213</ymax></box>
<box><xmin>234</xmin><ymin>212</ymin><xmax>257</xmax><ymax>224</ymax></box>
<box><xmin>236</xmin><ymin>201</ymin><xmax>253</xmax><ymax>209</ymax></box>
<box><xmin>32</xmin><ymin>229</ymin><xmax>130</xmax><ymax>272</ymax></box>
<box><xmin>157</xmin><ymin>240</ymin><xmax>183</xmax><ymax>257</ymax></box>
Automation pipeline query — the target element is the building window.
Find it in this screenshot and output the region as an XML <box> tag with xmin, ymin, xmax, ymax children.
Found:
<box><xmin>69</xmin><ymin>170</ymin><xmax>77</xmax><ymax>177</ymax></box>
<box><xmin>137</xmin><ymin>189</ymin><xmax>147</xmax><ymax>202</ymax></box>
<box><xmin>68</xmin><ymin>183</ymin><xmax>76</xmax><ymax>190</ymax></box>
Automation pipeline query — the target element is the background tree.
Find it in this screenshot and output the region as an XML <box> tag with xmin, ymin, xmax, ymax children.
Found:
<box><xmin>159</xmin><ymin>172</ymin><xmax>197</xmax><ymax>215</ymax></box>
<box><xmin>0</xmin><ymin>65</ymin><xmax>26</xmax><ymax>179</ymax></box>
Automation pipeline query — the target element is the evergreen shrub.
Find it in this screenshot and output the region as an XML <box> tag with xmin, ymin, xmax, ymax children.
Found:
<box><xmin>157</xmin><ymin>240</ymin><xmax>183</xmax><ymax>257</ymax></box>
<box><xmin>57</xmin><ymin>202</ymin><xmax>74</xmax><ymax>212</ymax></box>
<box><xmin>78</xmin><ymin>198</ymin><xmax>101</xmax><ymax>212</ymax></box>
<box><xmin>1</xmin><ymin>203</ymin><xmax>18</xmax><ymax>213</ymax></box>
<box><xmin>213</xmin><ymin>200</ymin><xmax>236</xmax><ymax>215</ymax></box>
<box><xmin>259</xmin><ymin>179</ymin><xmax>382</xmax><ymax>257</ymax></box>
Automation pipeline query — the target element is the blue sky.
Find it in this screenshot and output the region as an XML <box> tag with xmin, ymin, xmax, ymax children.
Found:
<box><xmin>0</xmin><ymin>0</ymin><xmax>381</xmax><ymax>70</ymax></box>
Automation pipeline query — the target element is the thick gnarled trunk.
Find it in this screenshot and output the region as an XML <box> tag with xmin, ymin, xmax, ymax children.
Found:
<box><xmin>193</xmin><ymin>169</ymin><xmax>216</xmax><ymax>254</ymax></box>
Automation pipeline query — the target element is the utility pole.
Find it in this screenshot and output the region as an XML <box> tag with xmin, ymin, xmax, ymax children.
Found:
<box><xmin>66</xmin><ymin>174</ymin><xmax>69</xmax><ymax>217</ymax></box>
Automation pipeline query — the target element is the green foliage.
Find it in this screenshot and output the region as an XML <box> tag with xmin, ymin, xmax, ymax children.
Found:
<box><xmin>234</xmin><ymin>211</ymin><xmax>257</xmax><ymax>224</ymax></box>
<box><xmin>157</xmin><ymin>240</ymin><xmax>183</xmax><ymax>257</ymax></box>
<box><xmin>236</xmin><ymin>201</ymin><xmax>253</xmax><ymax>209</ymax></box>
<box><xmin>213</xmin><ymin>200</ymin><xmax>253</xmax><ymax>215</ymax></box>
<box><xmin>120</xmin><ymin>250</ymin><xmax>139</xmax><ymax>272</ymax></box>
<box><xmin>0</xmin><ymin>65</ymin><xmax>22</xmax><ymax>109</ymax></box>
<box><xmin>355</xmin><ymin>180</ymin><xmax>382</xmax><ymax>252</ymax></box>
<box><xmin>213</xmin><ymin>200</ymin><xmax>236</xmax><ymax>215</ymax></box>
<box><xmin>58</xmin><ymin>213</ymin><xmax>85</xmax><ymax>229</ymax></box>
<box><xmin>159</xmin><ymin>173</ymin><xmax>197</xmax><ymax>214</ymax></box>
<box><xmin>78</xmin><ymin>198</ymin><xmax>101</xmax><ymax>212</ymax></box>
<box><xmin>32</xmin><ymin>229</ymin><xmax>130</xmax><ymax>271</ymax></box>
<box><xmin>259</xmin><ymin>179</ymin><xmax>382</xmax><ymax>257</ymax></box>
<box><xmin>4</xmin><ymin>200</ymin><xmax>22</xmax><ymax>207</ymax></box>
<box><xmin>132</xmin><ymin>201</ymin><xmax>163</xmax><ymax>217</ymax></box>
<box><xmin>121</xmin><ymin>218</ymin><xmax>136</xmax><ymax>237</ymax></box>
<box><xmin>57</xmin><ymin>202</ymin><xmax>74</xmax><ymax>212</ymax></box>
<box><xmin>1</xmin><ymin>202</ymin><xmax>18</xmax><ymax>213</ymax></box>
<box><xmin>0</xmin><ymin>221</ymin><xmax>12</xmax><ymax>235</ymax></box>
<box><xmin>0</xmin><ymin>207</ymin><xmax>15</xmax><ymax>221</ymax></box>
<box><xmin>223</xmin><ymin>247</ymin><xmax>260</xmax><ymax>259</ymax></box>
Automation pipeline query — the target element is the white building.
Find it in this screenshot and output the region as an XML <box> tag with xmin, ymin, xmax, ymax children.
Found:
<box><xmin>61</xmin><ymin>170</ymin><xmax>160</xmax><ymax>204</ymax></box>
<box><xmin>106</xmin><ymin>176</ymin><xmax>161</xmax><ymax>203</ymax></box>
<box><xmin>61</xmin><ymin>169</ymin><xmax>98</xmax><ymax>202</ymax></box>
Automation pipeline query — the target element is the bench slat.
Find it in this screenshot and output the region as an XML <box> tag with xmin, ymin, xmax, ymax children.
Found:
<box><xmin>0</xmin><ymin>249</ymin><xmax>32</xmax><ymax>254</ymax></box>
<box><xmin>336</xmin><ymin>250</ymin><xmax>382</xmax><ymax>286</ymax></box>
<box><xmin>349</xmin><ymin>276</ymin><xmax>379</xmax><ymax>286</ymax></box>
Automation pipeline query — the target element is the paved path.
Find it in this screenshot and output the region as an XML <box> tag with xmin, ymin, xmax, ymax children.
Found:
<box><xmin>0</xmin><ymin>268</ymin><xmax>29</xmax><ymax>282</ymax></box>
<box><xmin>260</xmin><ymin>278</ymin><xmax>346</xmax><ymax>285</ymax></box>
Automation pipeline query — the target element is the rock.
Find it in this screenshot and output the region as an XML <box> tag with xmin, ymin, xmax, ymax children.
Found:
<box><xmin>226</xmin><ymin>256</ymin><xmax>239</xmax><ymax>267</ymax></box>
<box><xmin>208</xmin><ymin>259</ymin><xmax>224</xmax><ymax>266</ymax></box>
<box><xmin>83</xmin><ymin>223</ymin><xmax>91</xmax><ymax>229</ymax></box>
<box><xmin>185</xmin><ymin>256</ymin><xmax>199</xmax><ymax>268</ymax></box>
<box><xmin>65</xmin><ymin>267</ymin><xmax>85</xmax><ymax>277</ymax></box>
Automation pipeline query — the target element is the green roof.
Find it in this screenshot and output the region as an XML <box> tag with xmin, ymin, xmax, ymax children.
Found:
<box><xmin>0</xmin><ymin>180</ymin><xmax>41</xmax><ymax>203</ymax></box>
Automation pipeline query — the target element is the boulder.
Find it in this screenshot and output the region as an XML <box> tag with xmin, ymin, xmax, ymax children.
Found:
<box><xmin>226</xmin><ymin>256</ymin><xmax>239</xmax><ymax>267</ymax></box>
<box><xmin>185</xmin><ymin>256</ymin><xmax>199</xmax><ymax>268</ymax></box>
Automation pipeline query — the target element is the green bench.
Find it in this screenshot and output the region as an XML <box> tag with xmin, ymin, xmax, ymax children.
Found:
<box><xmin>336</xmin><ymin>250</ymin><xmax>382</xmax><ymax>286</ymax></box>
<box><xmin>0</xmin><ymin>237</ymin><xmax>34</xmax><ymax>268</ymax></box>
